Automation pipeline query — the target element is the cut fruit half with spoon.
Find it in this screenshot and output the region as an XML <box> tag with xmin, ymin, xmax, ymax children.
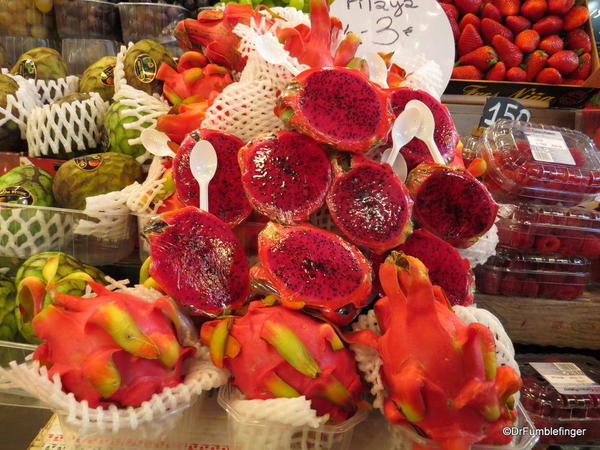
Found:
<box><xmin>189</xmin><ymin>140</ymin><xmax>218</xmax><ymax>212</ymax></box>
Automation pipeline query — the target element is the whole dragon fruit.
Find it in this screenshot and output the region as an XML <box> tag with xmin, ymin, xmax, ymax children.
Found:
<box><xmin>146</xmin><ymin>207</ymin><xmax>250</xmax><ymax>316</ymax></box>
<box><xmin>388</xmin><ymin>88</ymin><xmax>459</xmax><ymax>171</ymax></box>
<box><xmin>33</xmin><ymin>282</ymin><xmax>195</xmax><ymax>408</ymax></box>
<box><xmin>238</xmin><ymin>131</ymin><xmax>331</xmax><ymax>225</ymax></box>
<box><xmin>396</xmin><ymin>229</ymin><xmax>474</xmax><ymax>306</ymax></box>
<box><xmin>406</xmin><ymin>163</ymin><xmax>499</xmax><ymax>248</ymax></box>
<box><xmin>173</xmin><ymin>129</ymin><xmax>252</xmax><ymax>226</ymax></box>
<box><xmin>201</xmin><ymin>301</ymin><xmax>364</xmax><ymax>422</ymax></box>
<box><xmin>251</xmin><ymin>222</ymin><xmax>372</xmax><ymax>326</ymax></box>
<box><xmin>275</xmin><ymin>67</ymin><xmax>394</xmax><ymax>153</ymax></box>
<box><xmin>347</xmin><ymin>252</ymin><xmax>521</xmax><ymax>448</ymax></box>
<box><xmin>327</xmin><ymin>154</ymin><xmax>413</xmax><ymax>254</ymax></box>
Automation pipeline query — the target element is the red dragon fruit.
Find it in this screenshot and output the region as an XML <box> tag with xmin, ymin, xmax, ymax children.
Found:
<box><xmin>32</xmin><ymin>282</ymin><xmax>195</xmax><ymax>408</ymax></box>
<box><xmin>146</xmin><ymin>207</ymin><xmax>250</xmax><ymax>316</ymax></box>
<box><xmin>396</xmin><ymin>229</ymin><xmax>474</xmax><ymax>306</ymax></box>
<box><xmin>275</xmin><ymin>67</ymin><xmax>394</xmax><ymax>153</ymax></box>
<box><xmin>173</xmin><ymin>129</ymin><xmax>252</xmax><ymax>226</ymax></box>
<box><xmin>238</xmin><ymin>130</ymin><xmax>331</xmax><ymax>225</ymax></box>
<box><xmin>201</xmin><ymin>301</ymin><xmax>364</xmax><ymax>422</ymax></box>
<box><xmin>327</xmin><ymin>153</ymin><xmax>413</xmax><ymax>254</ymax></box>
<box><xmin>406</xmin><ymin>163</ymin><xmax>499</xmax><ymax>248</ymax></box>
<box><xmin>251</xmin><ymin>222</ymin><xmax>372</xmax><ymax>326</ymax></box>
<box><xmin>346</xmin><ymin>252</ymin><xmax>522</xmax><ymax>448</ymax></box>
<box><xmin>388</xmin><ymin>88</ymin><xmax>459</xmax><ymax>171</ymax></box>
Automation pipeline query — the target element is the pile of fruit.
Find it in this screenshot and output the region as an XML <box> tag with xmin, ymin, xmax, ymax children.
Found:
<box><xmin>443</xmin><ymin>0</ymin><xmax>593</xmax><ymax>83</ymax></box>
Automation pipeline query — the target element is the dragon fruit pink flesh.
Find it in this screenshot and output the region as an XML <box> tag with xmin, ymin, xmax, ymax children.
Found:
<box><xmin>173</xmin><ymin>129</ymin><xmax>252</xmax><ymax>226</ymax></box>
<box><xmin>32</xmin><ymin>282</ymin><xmax>195</xmax><ymax>408</ymax></box>
<box><xmin>327</xmin><ymin>153</ymin><xmax>413</xmax><ymax>254</ymax></box>
<box><xmin>238</xmin><ymin>130</ymin><xmax>331</xmax><ymax>225</ymax></box>
<box><xmin>251</xmin><ymin>222</ymin><xmax>372</xmax><ymax>326</ymax></box>
<box><xmin>389</xmin><ymin>88</ymin><xmax>459</xmax><ymax>171</ymax></box>
<box><xmin>396</xmin><ymin>229</ymin><xmax>474</xmax><ymax>306</ymax></box>
<box><xmin>201</xmin><ymin>301</ymin><xmax>365</xmax><ymax>422</ymax></box>
<box><xmin>406</xmin><ymin>163</ymin><xmax>499</xmax><ymax>248</ymax></box>
<box><xmin>275</xmin><ymin>67</ymin><xmax>394</xmax><ymax>153</ymax></box>
<box><xmin>147</xmin><ymin>207</ymin><xmax>250</xmax><ymax>316</ymax></box>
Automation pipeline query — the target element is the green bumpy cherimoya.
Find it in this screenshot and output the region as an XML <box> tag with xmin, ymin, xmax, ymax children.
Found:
<box><xmin>103</xmin><ymin>99</ymin><xmax>151</xmax><ymax>159</ymax></box>
<box><xmin>15</xmin><ymin>252</ymin><xmax>105</xmax><ymax>343</ymax></box>
<box><xmin>0</xmin><ymin>165</ymin><xmax>55</xmax><ymax>207</ymax></box>
<box><xmin>10</xmin><ymin>47</ymin><xmax>68</xmax><ymax>81</ymax></box>
<box><xmin>123</xmin><ymin>40</ymin><xmax>175</xmax><ymax>96</ymax></box>
<box><xmin>79</xmin><ymin>56</ymin><xmax>116</xmax><ymax>102</ymax></box>
<box><xmin>0</xmin><ymin>74</ymin><xmax>23</xmax><ymax>150</ymax></box>
<box><xmin>52</xmin><ymin>152</ymin><xmax>143</xmax><ymax>210</ymax></box>
<box><xmin>0</xmin><ymin>275</ymin><xmax>17</xmax><ymax>341</ymax></box>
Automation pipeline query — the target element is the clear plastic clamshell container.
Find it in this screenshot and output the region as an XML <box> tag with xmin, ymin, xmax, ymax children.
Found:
<box><xmin>0</xmin><ymin>340</ymin><xmax>45</xmax><ymax>408</ymax></box>
<box><xmin>0</xmin><ymin>0</ymin><xmax>57</xmax><ymax>39</ymax></box>
<box><xmin>518</xmin><ymin>354</ymin><xmax>600</xmax><ymax>445</ymax></box>
<box><xmin>386</xmin><ymin>403</ymin><xmax>538</xmax><ymax>450</ymax></box>
<box><xmin>479</xmin><ymin>120</ymin><xmax>600</xmax><ymax>205</ymax></box>
<box><xmin>218</xmin><ymin>384</ymin><xmax>368</xmax><ymax>450</ymax></box>
<box><xmin>118</xmin><ymin>2</ymin><xmax>190</xmax><ymax>44</ymax></box>
<box><xmin>497</xmin><ymin>204</ymin><xmax>600</xmax><ymax>257</ymax></box>
<box><xmin>475</xmin><ymin>248</ymin><xmax>590</xmax><ymax>300</ymax></box>
<box><xmin>0</xmin><ymin>203</ymin><xmax>136</xmax><ymax>266</ymax></box>
<box><xmin>54</xmin><ymin>0</ymin><xmax>120</xmax><ymax>40</ymax></box>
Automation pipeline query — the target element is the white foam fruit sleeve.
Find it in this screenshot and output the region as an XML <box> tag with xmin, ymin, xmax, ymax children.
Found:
<box><xmin>0</xmin><ymin>71</ymin><xmax>43</xmax><ymax>140</ymax></box>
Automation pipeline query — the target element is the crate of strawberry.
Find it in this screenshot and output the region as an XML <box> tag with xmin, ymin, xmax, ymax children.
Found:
<box><xmin>441</xmin><ymin>0</ymin><xmax>599</xmax><ymax>107</ymax></box>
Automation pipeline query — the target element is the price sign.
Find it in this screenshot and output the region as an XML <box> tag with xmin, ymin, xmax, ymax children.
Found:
<box><xmin>330</xmin><ymin>0</ymin><xmax>455</xmax><ymax>83</ymax></box>
<box><xmin>478</xmin><ymin>97</ymin><xmax>531</xmax><ymax>128</ymax></box>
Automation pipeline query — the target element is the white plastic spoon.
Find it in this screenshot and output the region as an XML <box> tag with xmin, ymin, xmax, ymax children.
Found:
<box><xmin>255</xmin><ymin>33</ymin><xmax>300</xmax><ymax>76</ymax></box>
<box><xmin>406</xmin><ymin>99</ymin><xmax>446</xmax><ymax>164</ymax></box>
<box><xmin>189</xmin><ymin>140</ymin><xmax>218</xmax><ymax>212</ymax></box>
<box><xmin>384</xmin><ymin>106</ymin><xmax>421</xmax><ymax>181</ymax></box>
<box><xmin>140</xmin><ymin>128</ymin><xmax>176</xmax><ymax>158</ymax></box>
<box><xmin>365</xmin><ymin>52</ymin><xmax>389</xmax><ymax>88</ymax></box>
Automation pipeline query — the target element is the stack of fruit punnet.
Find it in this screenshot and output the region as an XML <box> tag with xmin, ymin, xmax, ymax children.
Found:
<box><xmin>475</xmin><ymin>120</ymin><xmax>600</xmax><ymax>300</ymax></box>
<box><xmin>0</xmin><ymin>1</ymin><xmax>546</xmax><ymax>449</ymax></box>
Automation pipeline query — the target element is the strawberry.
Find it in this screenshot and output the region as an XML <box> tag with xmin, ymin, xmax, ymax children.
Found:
<box><xmin>492</xmin><ymin>34</ymin><xmax>524</xmax><ymax>67</ymax></box>
<box><xmin>459</xmin><ymin>45</ymin><xmax>499</xmax><ymax>70</ymax></box>
<box><xmin>486</xmin><ymin>61</ymin><xmax>507</xmax><ymax>79</ymax></box>
<box><xmin>535</xmin><ymin>67</ymin><xmax>563</xmax><ymax>83</ymax></box>
<box><xmin>539</xmin><ymin>34</ymin><xmax>564</xmax><ymax>55</ymax></box>
<box><xmin>481</xmin><ymin>18</ymin><xmax>514</xmax><ymax>44</ymax></box>
<box><xmin>569</xmin><ymin>52</ymin><xmax>592</xmax><ymax>80</ymax></box>
<box><xmin>535</xmin><ymin>235</ymin><xmax>561</xmax><ymax>253</ymax></box>
<box><xmin>515</xmin><ymin>29</ymin><xmax>540</xmax><ymax>52</ymax></box>
<box><xmin>452</xmin><ymin>65</ymin><xmax>483</xmax><ymax>79</ymax></box>
<box><xmin>567</xmin><ymin>29</ymin><xmax>592</xmax><ymax>53</ymax></box>
<box><xmin>533</xmin><ymin>16</ymin><xmax>563</xmax><ymax>36</ymax></box>
<box><xmin>459</xmin><ymin>13</ymin><xmax>481</xmax><ymax>31</ymax></box>
<box><xmin>455</xmin><ymin>0</ymin><xmax>483</xmax><ymax>14</ymax></box>
<box><xmin>521</xmin><ymin>0</ymin><xmax>547</xmax><ymax>21</ymax></box>
<box><xmin>524</xmin><ymin>49</ymin><xmax>548</xmax><ymax>80</ymax></box>
<box><xmin>441</xmin><ymin>3</ymin><xmax>460</xmax><ymax>21</ymax></box>
<box><xmin>547</xmin><ymin>0</ymin><xmax>574</xmax><ymax>15</ymax></box>
<box><xmin>548</xmin><ymin>49</ymin><xmax>579</xmax><ymax>75</ymax></box>
<box><xmin>494</xmin><ymin>0</ymin><xmax>521</xmax><ymax>16</ymax></box>
<box><xmin>564</xmin><ymin>78</ymin><xmax>585</xmax><ymax>85</ymax></box>
<box><xmin>448</xmin><ymin>14</ymin><xmax>460</xmax><ymax>40</ymax></box>
<box><xmin>563</xmin><ymin>6</ymin><xmax>589</xmax><ymax>31</ymax></box>
<box><xmin>506</xmin><ymin>66</ymin><xmax>528</xmax><ymax>80</ymax></box>
<box><xmin>505</xmin><ymin>15</ymin><xmax>532</xmax><ymax>33</ymax></box>
<box><xmin>481</xmin><ymin>2</ymin><xmax>503</xmax><ymax>21</ymax></box>
<box><xmin>458</xmin><ymin>24</ymin><xmax>484</xmax><ymax>56</ymax></box>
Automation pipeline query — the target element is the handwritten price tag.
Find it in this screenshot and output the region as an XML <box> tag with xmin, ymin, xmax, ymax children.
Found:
<box><xmin>330</xmin><ymin>0</ymin><xmax>455</xmax><ymax>82</ymax></box>
<box><xmin>479</xmin><ymin>97</ymin><xmax>531</xmax><ymax>128</ymax></box>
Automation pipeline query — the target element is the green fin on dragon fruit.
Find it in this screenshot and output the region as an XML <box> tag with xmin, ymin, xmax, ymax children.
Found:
<box><xmin>15</xmin><ymin>252</ymin><xmax>105</xmax><ymax>343</ymax></box>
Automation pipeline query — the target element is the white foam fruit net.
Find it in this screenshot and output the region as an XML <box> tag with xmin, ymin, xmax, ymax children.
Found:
<box><xmin>126</xmin><ymin>156</ymin><xmax>169</xmax><ymax>214</ymax></box>
<box><xmin>30</xmin><ymin>75</ymin><xmax>80</xmax><ymax>104</ymax></box>
<box><xmin>0</xmin><ymin>278</ymin><xmax>229</xmax><ymax>437</ymax></box>
<box><xmin>392</xmin><ymin>53</ymin><xmax>445</xmax><ymax>100</ymax></box>
<box><xmin>0</xmin><ymin>205</ymin><xmax>74</xmax><ymax>259</ymax></box>
<box><xmin>0</xmin><ymin>72</ymin><xmax>43</xmax><ymax>140</ymax></box>
<box><xmin>201</xmin><ymin>13</ymin><xmax>309</xmax><ymax>142</ymax></box>
<box><xmin>27</xmin><ymin>92</ymin><xmax>109</xmax><ymax>158</ymax></box>
<box><xmin>458</xmin><ymin>223</ymin><xmax>500</xmax><ymax>268</ymax></box>
<box><xmin>112</xmin><ymin>84</ymin><xmax>171</xmax><ymax>167</ymax></box>
<box><xmin>350</xmin><ymin>305</ymin><xmax>519</xmax><ymax>414</ymax></box>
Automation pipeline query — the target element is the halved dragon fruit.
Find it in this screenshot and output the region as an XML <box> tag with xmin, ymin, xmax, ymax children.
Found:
<box><xmin>252</xmin><ymin>222</ymin><xmax>372</xmax><ymax>326</ymax></box>
<box><xmin>173</xmin><ymin>129</ymin><xmax>252</xmax><ymax>226</ymax></box>
<box><xmin>147</xmin><ymin>207</ymin><xmax>249</xmax><ymax>316</ymax></box>
<box><xmin>327</xmin><ymin>153</ymin><xmax>413</xmax><ymax>254</ymax></box>
<box><xmin>396</xmin><ymin>229</ymin><xmax>474</xmax><ymax>306</ymax></box>
<box><xmin>389</xmin><ymin>88</ymin><xmax>459</xmax><ymax>170</ymax></box>
<box><xmin>275</xmin><ymin>67</ymin><xmax>394</xmax><ymax>153</ymax></box>
<box><xmin>406</xmin><ymin>163</ymin><xmax>499</xmax><ymax>248</ymax></box>
<box><xmin>238</xmin><ymin>130</ymin><xmax>331</xmax><ymax>224</ymax></box>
